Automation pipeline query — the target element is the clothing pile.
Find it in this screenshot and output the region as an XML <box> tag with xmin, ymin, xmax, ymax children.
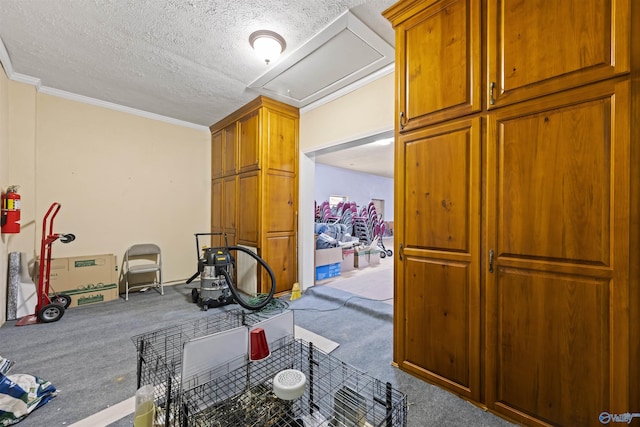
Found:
<box><xmin>315</xmin><ymin>223</ymin><xmax>359</xmax><ymax>249</ymax></box>
<box><xmin>0</xmin><ymin>356</ymin><xmax>57</xmax><ymax>426</ymax></box>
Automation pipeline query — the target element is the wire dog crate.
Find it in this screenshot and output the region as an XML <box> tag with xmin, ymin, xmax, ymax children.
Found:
<box><xmin>133</xmin><ymin>310</ymin><xmax>407</xmax><ymax>427</ymax></box>
<box><xmin>132</xmin><ymin>309</ymin><xmax>265</xmax><ymax>426</ymax></box>
<box><xmin>181</xmin><ymin>339</ymin><xmax>407</xmax><ymax>427</ymax></box>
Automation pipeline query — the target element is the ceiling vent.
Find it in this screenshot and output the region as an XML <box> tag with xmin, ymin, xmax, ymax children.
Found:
<box><xmin>247</xmin><ymin>11</ymin><xmax>394</xmax><ymax>108</ymax></box>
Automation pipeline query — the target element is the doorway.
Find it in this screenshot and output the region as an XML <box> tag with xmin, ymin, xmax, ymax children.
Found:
<box><xmin>306</xmin><ymin>130</ymin><xmax>395</xmax><ymax>301</ymax></box>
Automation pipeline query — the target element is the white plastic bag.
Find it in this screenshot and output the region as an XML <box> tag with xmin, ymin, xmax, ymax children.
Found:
<box><xmin>0</xmin><ymin>372</ymin><xmax>57</xmax><ymax>426</ymax></box>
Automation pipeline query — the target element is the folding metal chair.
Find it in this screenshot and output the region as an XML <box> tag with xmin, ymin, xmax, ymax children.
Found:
<box><xmin>124</xmin><ymin>243</ymin><xmax>163</xmax><ymax>300</ymax></box>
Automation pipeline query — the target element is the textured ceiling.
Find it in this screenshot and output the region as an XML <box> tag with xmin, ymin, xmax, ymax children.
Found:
<box><xmin>0</xmin><ymin>0</ymin><xmax>396</xmax><ymax>179</ymax></box>
<box><xmin>0</xmin><ymin>0</ymin><xmax>395</xmax><ymax>128</ymax></box>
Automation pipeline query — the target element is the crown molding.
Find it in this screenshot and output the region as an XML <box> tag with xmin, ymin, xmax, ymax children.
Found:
<box><xmin>0</xmin><ymin>36</ymin><xmax>14</xmax><ymax>76</ymax></box>
<box><xmin>37</xmin><ymin>86</ymin><xmax>209</xmax><ymax>131</ymax></box>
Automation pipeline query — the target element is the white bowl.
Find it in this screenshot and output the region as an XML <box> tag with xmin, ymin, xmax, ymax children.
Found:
<box><xmin>273</xmin><ymin>369</ymin><xmax>307</xmax><ymax>400</ymax></box>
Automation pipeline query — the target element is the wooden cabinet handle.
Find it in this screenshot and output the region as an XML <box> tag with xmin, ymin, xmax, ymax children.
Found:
<box><xmin>489</xmin><ymin>82</ymin><xmax>496</xmax><ymax>105</ymax></box>
<box><xmin>489</xmin><ymin>249</ymin><xmax>494</xmax><ymax>273</ymax></box>
<box><xmin>399</xmin><ymin>242</ymin><xmax>403</xmax><ymax>261</ymax></box>
<box><xmin>399</xmin><ymin>112</ymin><xmax>406</xmax><ymax>130</ymax></box>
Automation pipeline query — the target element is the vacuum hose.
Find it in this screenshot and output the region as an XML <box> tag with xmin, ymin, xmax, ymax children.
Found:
<box><xmin>223</xmin><ymin>246</ymin><xmax>276</xmax><ymax>311</ymax></box>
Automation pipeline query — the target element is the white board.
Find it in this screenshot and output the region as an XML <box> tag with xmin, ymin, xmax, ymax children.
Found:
<box><xmin>251</xmin><ymin>310</ymin><xmax>295</xmax><ymax>350</ymax></box>
<box><xmin>181</xmin><ymin>326</ymin><xmax>247</xmax><ymax>383</ymax></box>
<box><xmin>180</xmin><ymin>311</ymin><xmax>295</xmax><ymax>385</ymax></box>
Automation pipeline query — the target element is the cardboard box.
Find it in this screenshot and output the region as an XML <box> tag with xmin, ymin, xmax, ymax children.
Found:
<box><xmin>60</xmin><ymin>285</ymin><xmax>119</xmax><ymax>308</ymax></box>
<box><xmin>368</xmin><ymin>249</ymin><xmax>381</xmax><ymax>265</ymax></box>
<box><xmin>37</xmin><ymin>254</ymin><xmax>119</xmax><ymax>308</ymax></box>
<box><xmin>384</xmin><ymin>221</ymin><xmax>394</xmax><ymax>236</ymax></box>
<box><xmin>316</xmin><ymin>262</ymin><xmax>341</xmax><ymax>281</ymax></box>
<box><xmin>315</xmin><ymin>247</ymin><xmax>343</xmax><ymax>266</ymax></box>
<box><xmin>341</xmin><ymin>248</ymin><xmax>355</xmax><ymax>273</ymax></box>
<box><xmin>354</xmin><ymin>247</ymin><xmax>369</xmax><ymax>268</ymax></box>
<box><xmin>46</xmin><ymin>258</ymin><xmax>70</xmax><ymax>285</ymax></box>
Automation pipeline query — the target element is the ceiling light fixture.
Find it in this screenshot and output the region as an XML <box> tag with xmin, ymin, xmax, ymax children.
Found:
<box><xmin>249</xmin><ymin>30</ymin><xmax>286</xmax><ymax>65</ymax></box>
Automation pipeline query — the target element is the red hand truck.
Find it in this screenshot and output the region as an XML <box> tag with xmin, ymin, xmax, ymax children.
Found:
<box><xmin>16</xmin><ymin>202</ymin><xmax>75</xmax><ymax>326</ymax></box>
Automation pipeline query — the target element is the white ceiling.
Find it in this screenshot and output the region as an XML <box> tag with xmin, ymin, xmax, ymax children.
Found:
<box><xmin>0</xmin><ymin>0</ymin><xmax>396</xmax><ymax>178</ymax></box>
<box><xmin>311</xmin><ymin>130</ymin><xmax>394</xmax><ymax>178</ymax></box>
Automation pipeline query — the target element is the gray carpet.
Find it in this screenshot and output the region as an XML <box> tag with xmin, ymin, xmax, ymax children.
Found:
<box><xmin>285</xmin><ymin>287</ymin><xmax>515</xmax><ymax>427</ymax></box>
<box><xmin>0</xmin><ymin>284</ymin><xmax>515</xmax><ymax>426</ymax></box>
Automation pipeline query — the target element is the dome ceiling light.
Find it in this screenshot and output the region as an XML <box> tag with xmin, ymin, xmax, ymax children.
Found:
<box><xmin>249</xmin><ymin>30</ymin><xmax>286</xmax><ymax>65</ymax></box>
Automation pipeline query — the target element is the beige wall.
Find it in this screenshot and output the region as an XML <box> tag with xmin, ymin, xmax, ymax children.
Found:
<box><xmin>300</xmin><ymin>72</ymin><xmax>394</xmax><ymax>152</ymax></box>
<box><xmin>0</xmin><ymin>78</ymin><xmax>210</xmax><ymax>325</ymax></box>
<box><xmin>0</xmin><ymin>66</ymin><xmax>9</xmax><ymax>323</ymax></box>
<box><xmin>7</xmin><ymin>81</ymin><xmax>37</xmax><ymax>256</ymax></box>
<box><xmin>0</xmin><ymin>80</ymin><xmax>38</xmax><ymax>325</ymax></box>
<box><xmin>34</xmin><ymin>94</ymin><xmax>211</xmax><ymax>281</ymax></box>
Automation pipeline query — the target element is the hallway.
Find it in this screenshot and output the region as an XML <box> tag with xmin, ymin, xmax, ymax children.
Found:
<box><xmin>314</xmin><ymin>240</ymin><xmax>394</xmax><ymax>304</ymax></box>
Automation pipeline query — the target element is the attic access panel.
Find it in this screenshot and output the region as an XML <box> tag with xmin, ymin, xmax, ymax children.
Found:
<box><xmin>247</xmin><ymin>11</ymin><xmax>394</xmax><ymax>108</ymax></box>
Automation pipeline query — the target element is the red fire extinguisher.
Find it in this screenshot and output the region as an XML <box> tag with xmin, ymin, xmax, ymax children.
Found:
<box><xmin>1</xmin><ymin>185</ymin><xmax>21</xmax><ymax>234</ymax></box>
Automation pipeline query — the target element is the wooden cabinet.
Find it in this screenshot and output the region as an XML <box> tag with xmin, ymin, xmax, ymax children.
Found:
<box><xmin>211</xmin><ymin>123</ymin><xmax>237</xmax><ymax>179</ymax></box>
<box><xmin>237</xmin><ymin>171</ymin><xmax>259</xmax><ymax>244</ymax></box>
<box><xmin>394</xmin><ymin>0</ymin><xmax>481</xmax><ymax>132</ymax></box>
<box><xmin>486</xmin><ymin>0</ymin><xmax>630</xmax><ymax>109</ymax></box>
<box><xmin>238</xmin><ymin>111</ymin><xmax>260</xmax><ymax>172</ymax></box>
<box><xmin>211</xmin><ymin>131</ymin><xmax>223</xmax><ymax>179</ymax></box>
<box><xmin>222</xmin><ymin>124</ymin><xmax>237</xmax><ymax>176</ymax></box>
<box><xmin>384</xmin><ymin>1</ymin><xmax>639</xmax><ymax>426</ymax></box>
<box><xmin>485</xmin><ymin>80</ymin><xmax>632</xmax><ymax>426</ymax></box>
<box><xmin>211</xmin><ymin>175</ymin><xmax>236</xmax><ymax>247</ymax></box>
<box><xmin>397</xmin><ymin>117</ymin><xmax>482</xmax><ymax>401</ymax></box>
<box><xmin>210</xmin><ymin>96</ymin><xmax>299</xmax><ymax>295</ymax></box>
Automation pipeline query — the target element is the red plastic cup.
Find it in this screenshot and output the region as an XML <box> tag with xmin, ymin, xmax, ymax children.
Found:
<box><xmin>250</xmin><ymin>328</ymin><xmax>270</xmax><ymax>361</ymax></box>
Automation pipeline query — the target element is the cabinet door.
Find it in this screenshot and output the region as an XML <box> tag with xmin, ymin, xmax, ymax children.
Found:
<box><xmin>211</xmin><ymin>131</ymin><xmax>223</xmax><ymax>179</ymax></box>
<box><xmin>265</xmin><ymin>109</ymin><xmax>297</xmax><ymax>173</ymax></box>
<box><xmin>210</xmin><ymin>232</ymin><xmax>235</xmax><ymax>248</ymax></box>
<box><xmin>485</xmin><ymin>80</ymin><xmax>630</xmax><ymax>426</ymax></box>
<box><xmin>264</xmin><ymin>174</ymin><xmax>296</xmax><ymax>233</ymax></box>
<box><xmin>212</xmin><ymin>177</ymin><xmax>236</xmax><ymax>247</ymax></box>
<box><xmin>211</xmin><ymin>179</ymin><xmax>222</xmax><ymax>231</ymax></box>
<box><xmin>487</xmin><ymin>0</ymin><xmax>630</xmax><ymax>108</ymax></box>
<box><xmin>237</xmin><ymin>171</ymin><xmax>260</xmax><ymax>245</ymax></box>
<box><xmin>263</xmin><ymin>234</ymin><xmax>297</xmax><ymax>294</ymax></box>
<box><xmin>393</xmin><ymin>0</ymin><xmax>481</xmax><ymax>132</ymax></box>
<box><xmin>238</xmin><ymin>111</ymin><xmax>260</xmax><ymax>172</ymax></box>
<box><xmin>395</xmin><ymin>117</ymin><xmax>481</xmax><ymax>401</ymax></box>
<box><xmin>222</xmin><ymin>175</ymin><xmax>237</xmax><ymax>232</ymax></box>
<box><xmin>222</xmin><ymin>123</ymin><xmax>237</xmax><ymax>176</ymax></box>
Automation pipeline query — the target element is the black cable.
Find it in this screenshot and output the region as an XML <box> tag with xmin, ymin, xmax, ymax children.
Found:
<box><xmin>254</xmin><ymin>295</ymin><xmax>289</xmax><ymax>314</ymax></box>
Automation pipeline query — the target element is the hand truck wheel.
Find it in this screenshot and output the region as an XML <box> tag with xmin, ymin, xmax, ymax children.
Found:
<box><xmin>60</xmin><ymin>233</ymin><xmax>76</xmax><ymax>243</ymax></box>
<box><xmin>51</xmin><ymin>293</ymin><xmax>72</xmax><ymax>309</ymax></box>
<box><xmin>37</xmin><ymin>303</ymin><xmax>65</xmax><ymax>323</ymax></box>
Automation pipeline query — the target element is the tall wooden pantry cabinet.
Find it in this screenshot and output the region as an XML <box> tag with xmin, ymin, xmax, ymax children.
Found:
<box><xmin>383</xmin><ymin>1</ymin><xmax>639</xmax><ymax>426</ymax></box>
<box><xmin>210</xmin><ymin>96</ymin><xmax>299</xmax><ymax>295</ymax></box>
